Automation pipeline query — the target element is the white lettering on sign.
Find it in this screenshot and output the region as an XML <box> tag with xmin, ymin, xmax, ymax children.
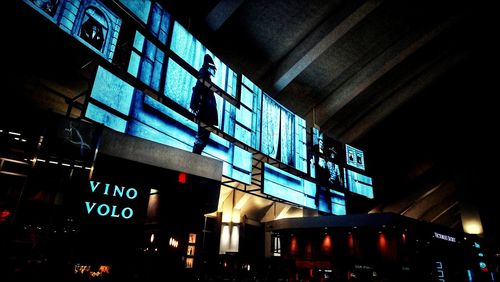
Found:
<box><xmin>434</xmin><ymin>232</ymin><xmax>456</xmax><ymax>242</ymax></box>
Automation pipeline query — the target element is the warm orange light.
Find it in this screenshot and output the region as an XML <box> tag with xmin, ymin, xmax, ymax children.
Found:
<box><xmin>322</xmin><ymin>234</ymin><xmax>332</xmax><ymax>254</ymax></box>
<box><xmin>290</xmin><ymin>236</ymin><xmax>299</xmax><ymax>255</ymax></box>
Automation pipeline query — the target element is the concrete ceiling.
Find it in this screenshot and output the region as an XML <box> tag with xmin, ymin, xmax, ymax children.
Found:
<box><xmin>161</xmin><ymin>0</ymin><xmax>498</xmax><ymax>242</ymax></box>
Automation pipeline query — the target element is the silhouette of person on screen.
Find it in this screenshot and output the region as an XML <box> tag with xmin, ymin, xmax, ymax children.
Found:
<box><xmin>80</xmin><ymin>16</ymin><xmax>104</xmax><ymax>51</ymax></box>
<box><xmin>190</xmin><ymin>54</ymin><xmax>218</xmax><ymax>154</ymax></box>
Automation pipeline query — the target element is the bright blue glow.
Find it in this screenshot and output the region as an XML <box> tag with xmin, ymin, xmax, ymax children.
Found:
<box><xmin>303</xmin><ymin>181</ymin><xmax>316</xmax><ymax>197</ymax></box>
<box><xmin>85</xmin><ymin>103</ymin><xmax>127</xmax><ymax>133</ymax></box>
<box><xmin>346</xmin><ymin>144</ymin><xmax>365</xmax><ymax>171</ymax></box>
<box><xmin>163</xmin><ymin>58</ymin><xmax>228</xmax><ymax>134</ymax></box>
<box><xmin>479</xmin><ymin>262</ymin><xmax>487</xmax><ymax>268</ymax></box>
<box><xmin>236</xmin><ymin>76</ymin><xmax>262</xmax><ymax>149</ymax></box>
<box><xmin>331</xmin><ymin>190</ymin><xmax>346</xmax><ymax>216</ymax></box>
<box><xmin>165</xmin><ymin>58</ymin><xmax>198</xmax><ymax>110</ymax></box>
<box><xmin>261</xmin><ymin>95</ymin><xmax>281</xmax><ymax>159</ymax></box>
<box><xmin>263</xmin><ymin>163</ymin><xmax>311</xmax><ymax>208</ymax></box>
<box><xmin>117</xmin><ymin>0</ymin><xmax>152</xmax><ymax>24</ymax></box>
<box><xmin>346</xmin><ymin>169</ymin><xmax>373</xmax><ymax>199</ymax></box>
<box><xmin>474</xmin><ymin>242</ymin><xmax>480</xmax><ymax>248</ymax></box>
<box><xmin>148</xmin><ymin>3</ymin><xmax>170</xmax><ymax>44</ymax></box>
<box><xmin>170</xmin><ymin>22</ymin><xmax>237</xmax><ymax>97</ymax></box>
<box><xmin>295</xmin><ymin>117</ymin><xmax>307</xmax><ymax>173</ymax></box>
<box><xmin>261</xmin><ymin>94</ymin><xmax>306</xmax><ymax>171</ymax></box>
<box><xmin>86</xmin><ymin>66</ymin><xmax>252</xmax><ymax>184</ymax></box>
<box><xmin>467</xmin><ymin>269</ymin><xmax>473</xmax><ymax>282</ymax></box>
<box><xmin>23</xmin><ymin>0</ymin><xmax>122</xmax><ymax>62</ymax></box>
<box><xmin>262</xmin><ymin>163</ymin><xmax>337</xmax><ymax>212</ymax></box>
<box><xmin>91</xmin><ymin>67</ymin><xmax>134</xmax><ymax>115</ymax></box>
<box><xmin>280</xmin><ymin>109</ymin><xmax>295</xmax><ymax>166</ymax></box>
<box><xmin>492</xmin><ymin>272</ymin><xmax>495</xmax><ymax>282</ymax></box>
<box><xmin>478</xmin><ymin>252</ymin><xmax>484</xmax><ymax>257</ymax></box>
<box><xmin>128</xmin><ymin>31</ymin><xmax>165</xmax><ymax>91</ymax></box>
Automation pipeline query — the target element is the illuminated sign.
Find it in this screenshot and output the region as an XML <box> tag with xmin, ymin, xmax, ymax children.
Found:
<box><xmin>435</xmin><ymin>261</ymin><xmax>445</xmax><ymax>281</ymax></box>
<box><xmin>84</xmin><ymin>180</ymin><xmax>138</xmax><ymax>220</ymax></box>
<box><xmin>434</xmin><ymin>232</ymin><xmax>456</xmax><ymax>242</ymax></box>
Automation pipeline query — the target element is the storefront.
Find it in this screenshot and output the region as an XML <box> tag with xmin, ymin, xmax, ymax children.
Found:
<box><xmin>265</xmin><ymin>213</ymin><xmax>471</xmax><ymax>282</ymax></box>
<box><xmin>0</xmin><ymin>113</ymin><xmax>222</xmax><ymax>281</ymax></box>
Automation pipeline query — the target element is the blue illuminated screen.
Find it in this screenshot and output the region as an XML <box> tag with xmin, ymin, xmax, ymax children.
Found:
<box><xmin>346</xmin><ymin>144</ymin><xmax>365</xmax><ymax>171</ymax></box>
<box><xmin>331</xmin><ymin>190</ymin><xmax>346</xmax><ymax>215</ymax></box>
<box><xmin>170</xmin><ymin>21</ymin><xmax>237</xmax><ymax>97</ymax></box>
<box><xmin>117</xmin><ymin>0</ymin><xmax>152</xmax><ymax>24</ymax></box>
<box><xmin>262</xmin><ymin>163</ymin><xmax>316</xmax><ymax>210</ymax></box>
<box><xmin>23</xmin><ymin>0</ymin><xmax>122</xmax><ymax>62</ymax></box>
<box><xmin>85</xmin><ymin>65</ymin><xmax>253</xmax><ymax>185</ymax></box>
<box><xmin>262</xmin><ymin>163</ymin><xmax>345</xmax><ymax>214</ymax></box>
<box><xmin>261</xmin><ymin>95</ymin><xmax>307</xmax><ymax>173</ymax></box>
<box><xmin>345</xmin><ymin>169</ymin><xmax>373</xmax><ymax>199</ymax></box>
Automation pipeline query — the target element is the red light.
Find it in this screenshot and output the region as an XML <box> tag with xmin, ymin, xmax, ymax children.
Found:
<box><xmin>0</xmin><ymin>209</ymin><xmax>10</xmax><ymax>219</ymax></box>
<box><xmin>481</xmin><ymin>268</ymin><xmax>489</xmax><ymax>272</ymax></box>
<box><xmin>178</xmin><ymin>172</ymin><xmax>187</xmax><ymax>184</ymax></box>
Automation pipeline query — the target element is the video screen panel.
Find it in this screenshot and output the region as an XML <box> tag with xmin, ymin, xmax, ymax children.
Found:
<box><xmin>86</xmin><ymin>65</ymin><xmax>252</xmax><ymax>185</ymax></box>
<box><xmin>236</xmin><ymin>76</ymin><xmax>263</xmax><ymax>150</ymax></box>
<box><xmin>261</xmin><ymin>95</ymin><xmax>307</xmax><ymax>173</ymax></box>
<box><xmin>118</xmin><ymin>1</ymin><xmax>170</xmax><ymax>43</ymax></box>
<box><xmin>262</xmin><ymin>163</ymin><xmax>316</xmax><ymax>210</ymax></box>
<box><xmin>128</xmin><ymin>31</ymin><xmax>165</xmax><ymax>91</ymax></box>
<box><xmin>331</xmin><ymin>190</ymin><xmax>346</xmax><ymax>216</ymax></box>
<box><xmin>23</xmin><ymin>0</ymin><xmax>122</xmax><ymax>62</ymax></box>
<box><xmin>310</xmin><ymin>128</ymin><xmax>345</xmax><ymax>190</ymax></box>
<box><xmin>346</xmin><ymin>144</ymin><xmax>365</xmax><ymax>171</ymax></box>
<box><xmin>345</xmin><ymin>169</ymin><xmax>373</xmax><ymax>199</ymax></box>
<box><xmin>117</xmin><ymin>0</ymin><xmax>152</xmax><ymax>24</ymax></box>
<box><xmin>262</xmin><ymin>163</ymin><xmax>342</xmax><ymax>214</ymax></box>
<box><xmin>169</xmin><ymin>21</ymin><xmax>237</xmax><ymax>97</ymax></box>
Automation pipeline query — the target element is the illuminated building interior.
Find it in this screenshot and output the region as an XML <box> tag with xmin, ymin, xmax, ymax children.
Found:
<box><xmin>1</xmin><ymin>0</ymin><xmax>498</xmax><ymax>281</ymax></box>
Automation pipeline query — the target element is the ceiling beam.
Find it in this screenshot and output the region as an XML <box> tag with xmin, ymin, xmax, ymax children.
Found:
<box><xmin>430</xmin><ymin>201</ymin><xmax>459</xmax><ymax>223</ymax></box>
<box><xmin>270</xmin><ymin>0</ymin><xmax>382</xmax><ymax>92</ymax></box>
<box><xmin>339</xmin><ymin>48</ymin><xmax>469</xmax><ymax>143</ymax></box>
<box><xmin>205</xmin><ymin>0</ymin><xmax>245</xmax><ymax>31</ymax></box>
<box><xmin>314</xmin><ymin>17</ymin><xmax>456</xmax><ymax>128</ymax></box>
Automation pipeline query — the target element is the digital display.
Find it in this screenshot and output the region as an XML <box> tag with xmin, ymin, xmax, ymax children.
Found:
<box><xmin>128</xmin><ymin>31</ymin><xmax>165</xmax><ymax>91</ymax></box>
<box><xmin>331</xmin><ymin>190</ymin><xmax>346</xmax><ymax>215</ymax></box>
<box><xmin>262</xmin><ymin>163</ymin><xmax>343</xmax><ymax>214</ymax></box>
<box><xmin>170</xmin><ymin>21</ymin><xmax>237</xmax><ymax>97</ymax></box>
<box><xmin>262</xmin><ymin>163</ymin><xmax>316</xmax><ymax>210</ymax></box>
<box><xmin>261</xmin><ymin>95</ymin><xmax>307</xmax><ymax>172</ymax></box>
<box><xmin>86</xmin><ymin>65</ymin><xmax>253</xmax><ymax>184</ymax></box>
<box><xmin>23</xmin><ymin>0</ymin><xmax>122</xmax><ymax>62</ymax></box>
<box><xmin>346</xmin><ymin>144</ymin><xmax>365</xmax><ymax>171</ymax></box>
<box><xmin>345</xmin><ymin>169</ymin><xmax>373</xmax><ymax>199</ymax></box>
<box><xmin>117</xmin><ymin>0</ymin><xmax>152</xmax><ymax>24</ymax></box>
<box><xmin>310</xmin><ymin>127</ymin><xmax>345</xmax><ymax>190</ymax></box>
<box><xmin>236</xmin><ymin>75</ymin><xmax>263</xmax><ymax>150</ymax></box>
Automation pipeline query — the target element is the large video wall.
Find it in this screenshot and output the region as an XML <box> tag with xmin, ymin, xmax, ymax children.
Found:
<box><xmin>23</xmin><ymin>0</ymin><xmax>122</xmax><ymax>61</ymax></box>
<box><xmin>24</xmin><ymin>0</ymin><xmax>372</xmax><ymax>215</ymax></box>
